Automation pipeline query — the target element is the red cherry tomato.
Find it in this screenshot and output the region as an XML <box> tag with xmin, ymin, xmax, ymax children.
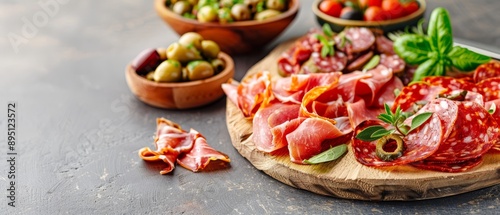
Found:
<box><xmin>319</xmin><ymin>0</ymin><xmax>343</xmax><ymax>18</ymax></box>
<box><xmin>359</xmin><ymin>0</ymin><xmax>383</xmax><ymax>8</ymax></box>
<box><xmin>403</xmin><ymin>1</ymin><xmax>419</xmax><ymax>15</ymax></box>
<box><xmin>364</xmin><ymin>6</ymin><xmax>386</xmax><ymax>21</ymax></box>
<box><xmin>382</xmin><ymin>0</ymin><xmax>406</xmax><ymax>19</ymax></box>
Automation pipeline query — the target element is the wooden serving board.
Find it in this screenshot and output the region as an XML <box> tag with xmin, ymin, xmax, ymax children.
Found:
<box><xmin>225</xmin><ymin>39</ymin><xmax>500</xmax><ymax>201</ymax></box>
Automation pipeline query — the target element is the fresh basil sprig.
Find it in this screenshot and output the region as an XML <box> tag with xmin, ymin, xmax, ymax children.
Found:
<box><xmin>356</xmin><ymin>104</ymin><xmax>432</xmax><ymax>141</ymax></box>
<box><xmin>304</xmin><ymin>144</ymin><xmax>347</xmax><ymax>164</ymax></box>
<box><xmin>393</xmin><ymin>7</ymin><xmax>491</xmax><ymax>82</ymax></box>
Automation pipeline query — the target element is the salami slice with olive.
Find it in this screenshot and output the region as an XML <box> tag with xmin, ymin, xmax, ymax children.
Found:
<box><xmin>352</xmin><ymin>115</ymin><xmax>443</xmax><ymax>167</ymax></box>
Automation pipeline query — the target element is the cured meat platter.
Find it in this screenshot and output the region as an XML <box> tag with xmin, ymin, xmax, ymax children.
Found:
<box><xmin>225</xmin><ymin>38</ymin><xmax>500</xmax><ymax>201</ymax></box>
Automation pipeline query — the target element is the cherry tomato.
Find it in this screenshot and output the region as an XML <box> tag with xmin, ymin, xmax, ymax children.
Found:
<box><xmin>382</xmin><ymin>0</ymin><xmax>406</xmax><ymax>19</ymax></box>
<box><xmin>403</xmin><ymin>1</ymin><xmax>419</xmax><ymax>15</ymax></box>
<box><xmin>319</xmin><ymin>0</ymin><xmax>343</xmax><ymax>18</ymax></box>
<box><xmin>359</xmin><ymin>0</ymin><xmax>382</xmax><ymax>9</ymax></box>
<box><xmin>364</xmin><ymin>6</ymin><xmax>386</xmax><ymax>21</ymax></box>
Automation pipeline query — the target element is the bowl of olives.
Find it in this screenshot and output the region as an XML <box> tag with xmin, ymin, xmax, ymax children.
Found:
<box><xmin>312</xmin><ymin>0</ymin><xmax>426</xmax><ymax>33</ymax></box>
<box><xmin>155</xmin><ymin>0</ymin><xmax>300</xmax><ymax>54</ymax></box>
<box><xmin>125</xmin><ymin>32</ymin><xmax>234</xmax><ymax>109</ymax></box>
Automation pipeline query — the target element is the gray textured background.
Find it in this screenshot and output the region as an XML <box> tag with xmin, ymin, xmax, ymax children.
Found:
<box><xmin>1</xmin><ymin>0</ymin><xmax>500</xmax><ymax>214</ymax></box>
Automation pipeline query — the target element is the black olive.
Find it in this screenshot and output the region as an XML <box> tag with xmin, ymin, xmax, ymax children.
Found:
<box><xmin>340</xmin><ymin>9</ymin><xmax>364</xmax><ymax>21</ymax></box>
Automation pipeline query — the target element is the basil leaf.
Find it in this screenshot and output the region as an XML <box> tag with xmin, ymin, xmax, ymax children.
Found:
<box><xmin>393</xmin><ymin>34</ymin><xmax>433</xmax><ymax>65</ymax></box>
<box><xmin>356</xmin><ymin>125</ymin><xmax>386</xmax><ymax>141</ymax></box>
<box><xmin>409</xmin><ymin>112</ymin><xmax>433</xmax><ymax>133</ymax></box>
<box><xmin>321</xmin><ymin>45</ymin><xmax>330</xmax><ymax>58</ymax></box>
<box><xmin>304</xmin><ymin>144</ymin><xmax>347</xmax><ymax>164</ymax></box>
<box><xmin>427</xmin><ymin>7</ymin><xmax>453</xmax><ymax>54</ymax></box>
<box><xmin>412</xmin><ymin>58</ymin><xmax>438</xmax><ymax>82</ymax></box>
<box><xmin>448</xmin><ymin>46</ymin><xmax>491</xmax><ymax>71</ymax></box>
<box><xmin>362</xmin><ymin>55</ymin><xmax>380</xmax><ymax>71</ymax></box>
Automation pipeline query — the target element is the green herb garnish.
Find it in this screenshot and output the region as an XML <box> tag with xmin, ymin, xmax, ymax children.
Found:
<box><xmin>362</xmin><ymin>55</ymin><xmax>380</xmax><ymax>71</ymax></box>
<box><xmin>393</xmin><ymin>8</ymin><xmax>491</xmax><ymax>82</ymax></box>
<box><xmin>303</xmin><ymin>144</ymin><xmax>347</xmax><ymax>164</ymax></box>
<box><xmin>355</xmin><ymin>104</ymin><xmax>433</xmax><ymax>142</ymax></box>
<box><xmin>316</xmin><ymin>34</ymin><xmax>335</xmax><ymax>58</ymax></box>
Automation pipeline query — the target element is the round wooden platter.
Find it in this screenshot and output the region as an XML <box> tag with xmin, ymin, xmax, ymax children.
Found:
<box><xmin>225</xmin><ymin>38</ymin><xmax>500</xmax><ymax>201</ymax></box>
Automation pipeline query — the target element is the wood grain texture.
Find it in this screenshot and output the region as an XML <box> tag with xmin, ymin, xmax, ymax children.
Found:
<box><xmin>225</xmin><ymin>38</ymin><xmax>500</xmax><ymax>201</ymax></box>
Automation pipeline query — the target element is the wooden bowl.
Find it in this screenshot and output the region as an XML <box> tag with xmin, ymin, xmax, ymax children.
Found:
<box><xmin>125</xmin><ymin>52</ymin><xmax>234</xmax><ymax>109</ymax></box>
<box><xmin>154</xmin><ymin>0</ymin><xmax>300</xmax><ymax>55</ymax></box>
<box><xmin>312</xmin><ymin>0</ymin><xmax>426</xmax><ymax>33</ymax></box>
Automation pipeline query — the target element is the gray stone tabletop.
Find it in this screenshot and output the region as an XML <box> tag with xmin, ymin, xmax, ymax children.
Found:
<box><xmin>1</xmin><ymin>0</ymin><xmax>499</xmax><ymax>214</ymax></box>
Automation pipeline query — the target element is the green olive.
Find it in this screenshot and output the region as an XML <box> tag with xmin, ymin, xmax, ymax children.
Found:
<box><xmin>145</xmin><ymin>71</ymin><xmax>155</xmax><ymax>81</ymax></box>
<box><xmin>154</xmin><ymin>60</ymin><xmax>183</xmax><ymax>82</ymax></box>
<box><xmin>218</xmin><ymin>7</ymin><xmax>233</xmax><ymax>24</ymax></box>
<box><xmin>186</xmin><ymin>60</ymin><xmax>214</xmax><ymax>81</ymax></box>
<box><xmin>219</xmin><ymin>0</ymin><xmax>234</xmax><ymax>8</ymax></box>
<box><xmin>211</xmin><ymin>58</ymin><xmax>225</xmax><ymax>74</ymax></box>
<box><xmin>266</xmin><ymin>0</ymin><xmax>286</xmax><ymax>11</ymax></box>
<box><xmin>201</xmin><ymin>40</ymin><xmax>220</xmax><ymax>59</ymax></box>
<box><xmin>178</xmin><ymin>32</ymin><xmax>203</xmax><ymax>50</ymax></box>
<box><xmin>172</xmin><ymin>1</ymin><xmax>192</xmax><ymax>15</ymax></box>
<box><xmin>197</xmin><ymin>5</ymin><xmax>218</xmax><ymax>22</ymax></box>
<box><xmin>166</xmin><ymin>42</ymin><xmax>202</xmax><ymax>63</ymax></box>
<box><xmin>375</xmin><ymin>134</ymin><xmax>405</xmax><ymax>161</ymax></box>
<box><xmin>254</xmin><ymin>9</ymin><xmax>281</xmax><ymax>21</ymax></box>
<box><xmin>231</xmin><ymin>4</ymin><xmax>251</xmax><ymax>21</ymax></box>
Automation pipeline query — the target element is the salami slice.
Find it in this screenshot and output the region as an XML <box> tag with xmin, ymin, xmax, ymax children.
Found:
<box><xmin>380</xmin><ymin>54</ymin><xmax>405</xmax><ymax>74</ymax></box>
<box><xmin>410</xmin><ymin>157</ymin><xmax>483</xmax><ymax>173</ymax></box>
<box><xmin>422</xmin><ymin>76</ymin><xmax>475</xmax><ymax>93</ymax></box>
<box><xmin>301</xmin><ymin>51</ymin><xmax>347</xmax><ymax>73</ymax></box>
<box><xmin>391</xmin><ymin>82</ymin><xmax>445</xmax><ymax>112</ymax></box>
<box><xmin>375</xmin><ymin>35</ymin><xmax>396</xmax><ymax>55</ymax></box>
<box><xmin>473</xmin><ymin>61</ymin><xmax>500</xmax><ymax>83</ymax></box>
<box><xmin>346</xmin><ymin>51</ymin><xmax>373</xmax><ymax>71</ymax></box>
<box><xmin>335</xmin><ymin>27</ymin><xmax>375</xmax><ymax>54</ymax></box>
<box><xmin>476</xmin><ymin>77</ymin><xmax>500</xmax><ymax>101</ymax></box>
<box><xmin>352</xmin><ymin>115</ymin><xmax>443</xmax><ymax>167</ymax></box>
<box><xmin>425</xmin><ymin>101</ymin><xmax>499</xmax><ymax>162</ymax></box>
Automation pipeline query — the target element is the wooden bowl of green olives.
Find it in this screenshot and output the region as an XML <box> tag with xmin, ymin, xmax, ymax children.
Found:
<box><xmin>126</xmin><ymin>32</ymin><xmax>235</xmax><ymax>109</ymax></box>
<box><xmin>155</xmin><ymin>0</ymin><xmax>299</xmax><ymax>54</ymax></box>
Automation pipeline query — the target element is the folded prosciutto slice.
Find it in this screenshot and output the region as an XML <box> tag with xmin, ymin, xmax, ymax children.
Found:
<box><xmin>139</xmin><ymin>118</ymin><xmax>230</xmax><ymax>174</ymax></box>
<box><xmin>177</xmin><ymin>129</ymin><xmax>231</xmax><ymax>172</ymax></box>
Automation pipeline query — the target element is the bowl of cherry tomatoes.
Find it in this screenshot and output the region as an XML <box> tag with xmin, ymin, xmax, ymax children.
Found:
<box><xmin>312</xmin><ymin>0</ymin><xmax>426</xmax><ymax>33</ymax></box>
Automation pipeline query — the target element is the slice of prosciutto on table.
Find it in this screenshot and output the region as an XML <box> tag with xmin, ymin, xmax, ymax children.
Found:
<box><xmin>138</xmin><ymin>118</ymin><xmax>230</xmax><ymax>174</ymax></box>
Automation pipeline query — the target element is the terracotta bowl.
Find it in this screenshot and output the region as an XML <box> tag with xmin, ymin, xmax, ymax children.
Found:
<box><xmin>312</xmin><ymin>0</ymin><xmax>426</xmax><ymax>33</ymax></box>
<box><xmin>154</xmin><ymin>0</ymin><xmax>300</xmax><ymax>55</ymax></box>
<box><xmin>125</xmin><ymin>52</ymin><xmax>234</xmax><ymax>109</ymax></box>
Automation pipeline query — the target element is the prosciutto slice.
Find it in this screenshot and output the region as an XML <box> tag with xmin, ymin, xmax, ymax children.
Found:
<box><xmin>177</xmin><ymin>130</ymin><xmax>231</xmax><ymax>172</ymax></box>
<box><xmin>139</xmin><ymin>118</ymin><xmax>230</xmax><ymax>174</ymax></box>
